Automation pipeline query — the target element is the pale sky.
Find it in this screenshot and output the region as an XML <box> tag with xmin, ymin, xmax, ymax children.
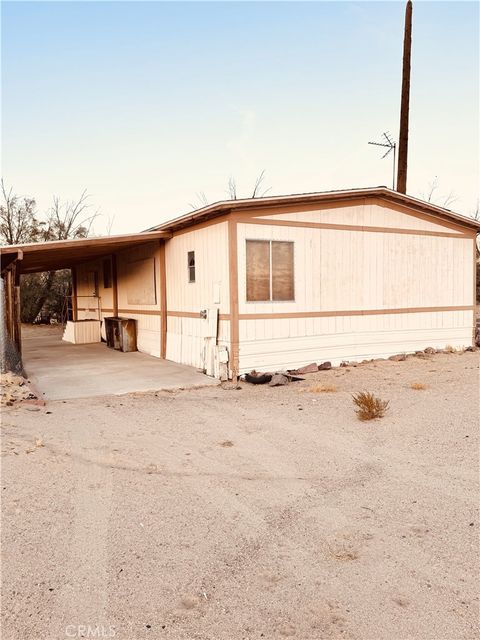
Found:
<box><xmin>2</xmin><ymin>1</ymin><xmax>479</xmax><ymax>235</ymax></box>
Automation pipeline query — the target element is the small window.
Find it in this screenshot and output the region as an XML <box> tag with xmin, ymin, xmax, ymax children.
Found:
<box><xmin>103</xmin><ymin>259</ymin><xmax>112</xmax><ymax>289</ymax></box>
<box><xmin>188</xmin><ymin>251</ymin><xmax>196</xmax><ymax>283</ymax></box>
<box><xmin>246</xmin><ymin>240</ymin><xmax>294</xmax><ymax>302</ymax></box>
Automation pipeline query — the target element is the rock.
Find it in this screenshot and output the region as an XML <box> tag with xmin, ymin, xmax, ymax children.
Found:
<box><xmin>269</xmin><ymin>373</ymin><xmax>290</xmax><ymax>387</ymax></box>
<box><xmin>389</xmin><ymin>354</ymin><xmax>407</xmax><ymax>362</ymax></box>
<box><xmin>291</xmin><ymin>363</ymin><xmax>318</xmax><ymax>374</ymax></box>
<box><xmin>424</xmin><ymin>347</ymin><xmax>436</xmax><ymax>354</ymax></box>
<box><xmin>318</xmin><ymin>361</ymin><xmax>332</xmax><ymax>371</ymax></box>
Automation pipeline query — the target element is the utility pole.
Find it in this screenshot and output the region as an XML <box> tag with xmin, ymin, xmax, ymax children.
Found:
<box><xmin>397</xmin><ymin>0</ymin><xmax>412</xmax><ymax>194</ymax></box>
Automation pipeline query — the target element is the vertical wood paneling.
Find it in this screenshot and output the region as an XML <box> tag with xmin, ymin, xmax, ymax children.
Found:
<box><xmin>255</xmin><ymin>201</ymin><xmax>466</xmax><ymax>233</ymax></box>
<box><xmin>165</xmin><ymin>221</ymin><xmax>230</xmax><ymax>369</ymax></box>
<box><xmin>236</xmin><ymin>211</ymin><xmax>474</xmax><ymax>373</ymax></box>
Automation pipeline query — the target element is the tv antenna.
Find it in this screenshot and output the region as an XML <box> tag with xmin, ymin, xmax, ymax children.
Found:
<box><xmin>368</xmin><ymin>132</ymin><xmax>396</xmax><ymax>190</ymax></box>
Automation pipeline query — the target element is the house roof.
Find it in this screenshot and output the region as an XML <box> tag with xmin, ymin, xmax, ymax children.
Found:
<box><xmin>1</xmin><ymin>230</ymin><xmax>170</xmax><ymax>274</ymax></box>
<box><xmin>147</xmin><ymin>186</ymin><xmax>480</xmax><ymax>234</ymax></box>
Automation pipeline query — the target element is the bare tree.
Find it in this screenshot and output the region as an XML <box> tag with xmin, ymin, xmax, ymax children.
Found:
<box><xmin>190</xmin><ymin>171</ymin><xmax>271</xmax><ymax>210</ymax></box>
<box><xmin>227</xmin><ymin>176</ymin><xmax>237</xmax><ymax>201</ymax></box>
<box><xmin>105</xmin><ymin>214</ymin><xmax>116</xmax><ymax>236</ymax></box>
<box><xmin>251</xmin><ymin>170</ymin><xmax>271</xmax><ymax>198</ymax></box>
<box><xmin>1</xmin><ymin>182</ymin><xmax>99</xmax><ymax>323</ymax></box>
<box><xmin>422</xmin><ymin>177</ymin><xmax>458</xmax><ymax>208</ymax></box>
<box><xmin>188</xmin><ymin>191</ymin><xmax>209</xmax><ymax>211</ymax></box>
<box><xmin>47</xmin><ymin>190</ymin><xmax>98</xmax><ymax>240</ymax></box>
<box><xmin>0</xmin><ymin>180</ymin><xmax>41</xmax><ymax>245</ymax></box>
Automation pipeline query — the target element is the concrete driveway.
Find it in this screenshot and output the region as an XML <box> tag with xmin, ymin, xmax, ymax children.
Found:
<box><xmin>21</xmin><ymin>324</ymin><xmax>218</xmax><ymax>401</ymax></box>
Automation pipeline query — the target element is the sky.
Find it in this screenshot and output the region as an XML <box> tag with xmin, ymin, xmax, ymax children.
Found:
<box><xmin>1</xmin><ymin>1</ymin><xmax>479</xmax><ymax>234</ymax></box>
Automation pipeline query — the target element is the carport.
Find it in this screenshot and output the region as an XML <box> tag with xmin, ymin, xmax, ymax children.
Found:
<box><xmin>22</xmin><ymin>324</ymin><xmax>217</xmax><ymax>401</ymax></box>
<box><xmin>1</xmin><ymin>232</ymin><xmax>218</xmax><ymax>397</ymax></box>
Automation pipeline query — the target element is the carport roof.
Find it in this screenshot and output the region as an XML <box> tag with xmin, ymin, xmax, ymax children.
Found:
<box><xmin>1</xmin><ymin>230</ymin><xmax>170</xmax><ymax>274</ymax></box>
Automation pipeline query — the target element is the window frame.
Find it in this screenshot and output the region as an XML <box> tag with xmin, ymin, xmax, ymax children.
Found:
<box><xmin>187</xmin><ymin>250</ymin><xmax>196</xmax><ymax>283</ymax></box>
<box><xmin>245</xmin><ymin>239</ymin><xmax>295</xmax><ymax>303</ymax></box>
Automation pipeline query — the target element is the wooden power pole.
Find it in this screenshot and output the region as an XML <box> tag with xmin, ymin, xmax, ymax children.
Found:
<box><xmin>397</xmin><ymin>0</ymin><xmax>413</xmax><ymax>194</ymax></box>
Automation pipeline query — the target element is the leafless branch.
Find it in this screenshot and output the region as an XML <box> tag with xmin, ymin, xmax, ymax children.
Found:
<box><xmin>252</xmin><ymin>170</ymin><xmax>270</xmax><ymax>198</ymax></box>
<box><xmin>105</xmin><ymin>214</ymin><xmax>116</xmax><ymax>236</ymax></box>
<box><xmin>189</xmin><ymin>191</ymin><xmax>209</xmax><ymax>210</ymax></box>
<box><xmin>228</xmin><ymin>176</ymin><xmax>237</xmax><ymax>200</ymax></box>
<box><xmin>47</xmin><ymin>190</ymin><xmax>98</xmax><ymax>240</ymax></box>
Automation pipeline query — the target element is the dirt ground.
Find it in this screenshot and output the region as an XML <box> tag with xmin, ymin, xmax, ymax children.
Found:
<box><xmin>1</xmin><ymin>351</ymin><xmax>479</xmax><ymax>640</ymax></box>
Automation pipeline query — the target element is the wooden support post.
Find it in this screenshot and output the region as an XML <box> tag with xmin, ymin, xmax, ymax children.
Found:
<box><xmin>159</xmin><ymin>240</ymin><xmax>167</xmax><ymax>359</ymax></box>
<box><xmin>4</xmin><ymin>269</ymin><xmax>13</xmax><ymax>344</ymax></box>
<box><xmin>228</xmin><ymin>216</ymin><xmax>239</xmax><ymax>379</ymax></box>
<box><xmin>13</xmin><ymin>266</ymin><xmax>22</xmax><ymax>356</ymax></box>
<box><xmin>111</xmin><ymin>254</ymin><xmax>119</xmax><ymax>317</ymax></box>
<box><xmin>71</xmin><ymin>266</ymin><xmax>78</xmax><ymax>321</ymax></box>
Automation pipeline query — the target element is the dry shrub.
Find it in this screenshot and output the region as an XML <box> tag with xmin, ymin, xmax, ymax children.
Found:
<box><xmin>352</xmin><ymin>391</ymin><xmax>389</xmax><ymax>421</ymax></box>
<box><xmin>309</xmin><ymin>384</ymin><xmax>338</xmax><ymax>393</ymax></box>
<box><xmin>410</xmin><ymin>382</ymin><xmax>427</xmax><ymax>391</ymax></box>
<box><xmin>444</xmin><ymin>345</ymin><xmax>456</xmax><ymax>353</ymax></box>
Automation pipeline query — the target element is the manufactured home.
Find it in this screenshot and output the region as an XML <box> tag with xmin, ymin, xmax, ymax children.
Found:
<box><xmin>2</xmin><ymin>187</ymin><xmax>479</xmax><ymax>378</ymax></box>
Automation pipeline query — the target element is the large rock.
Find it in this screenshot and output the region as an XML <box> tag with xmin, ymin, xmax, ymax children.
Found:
<box><xmin>318</xmin><ymin>361</ymin><xmax>332</xmax><ymax>371</ymax></box>
<box><xmin>269</xmin><ymin>373</ymin><xmax>290</xmax><ymax>387</ymax></box>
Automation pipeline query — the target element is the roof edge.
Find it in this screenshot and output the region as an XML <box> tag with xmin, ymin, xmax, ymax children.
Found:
<box><xmin>146</xmin><ymin>187</ymin><xmax>480</xmax><ymax>234</ymax></box>
<box><xmin>0</xmin><ymin>229</ymin><xmax>171</xmax><ymax>255</ymax></box>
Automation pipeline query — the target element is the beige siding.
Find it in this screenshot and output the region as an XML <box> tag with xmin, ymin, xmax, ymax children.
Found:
<box><xmin>165</xmin><ymin>222</ymin><xmax>230</xmax><ymax>367</ymax></box>
<box><xmin>236</xmin><ymin>218</ymin><xmax>474</xmax><ymax>373</ymax></box>
<box><xmin>238</xmin><ymin>310</ymin><xmax>473</xmax><ymax>372</ymax></box>
<box><xmin>253</xmin><ymin>201</ymin><xmax>465</xmax><ymax>233</ymax></box>
<box><xmin>237</xmin><ymin>224</ymin><xmax>472</xmax><ymax>315</ymax></box>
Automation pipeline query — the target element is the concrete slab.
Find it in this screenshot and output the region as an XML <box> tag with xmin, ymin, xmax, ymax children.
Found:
<box><xmin>21</xmin><ymin>325</ymin><xmax>218</xmax><ymax>401</ymax></box>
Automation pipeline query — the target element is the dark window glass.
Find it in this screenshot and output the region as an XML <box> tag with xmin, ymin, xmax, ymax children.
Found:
<box><xmin>103</xmin><ymin>259</ymin><xmax>112</xmax><ymax>289</ymax></box>
<box><xmin>188</xmin><ymin>251</ymin><xmax>195</xmax><ymax>283</ymax></box>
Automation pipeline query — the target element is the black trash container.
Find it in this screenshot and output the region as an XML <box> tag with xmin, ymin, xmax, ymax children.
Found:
<box><xmin>104</xmin><ymin>317</ymin><xmax>137</xmax><ymax>352</ymax></box>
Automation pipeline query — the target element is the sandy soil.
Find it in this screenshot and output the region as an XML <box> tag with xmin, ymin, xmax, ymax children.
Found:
<box><xmin>1</xmin><ymin>351</ymin><xmax>479</xmax><ymax>640</ymax></box>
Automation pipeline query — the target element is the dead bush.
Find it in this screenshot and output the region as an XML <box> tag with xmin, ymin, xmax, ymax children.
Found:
<box><xmin>352</xmin><ymin>391</ymin><xmax>389</xmax><ymax>421</ymax></box>
<box><xmin>410</xmin><ymin>382</ymin><xmax>427</xmax><ymax>391</ymax></box>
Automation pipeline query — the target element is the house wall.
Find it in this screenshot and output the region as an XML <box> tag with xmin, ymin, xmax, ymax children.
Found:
<box><xmin>165</xmin><ymin>221</ymin><xmax>230</xmax><ymax>369</ymax></box>
<box><xmin>234</xmin><ymin>200</ymin><xmax>475</xmax><ymax>373</ymax></box>
<box><xmin>76</xmin><ymin>241</ymin><xmax>163</xmax><ymax>357</ymax></box>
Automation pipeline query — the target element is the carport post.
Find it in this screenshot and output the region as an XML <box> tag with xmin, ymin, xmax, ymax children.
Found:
<box><xmin>71</xmin><ymin>266</ymin><xmax>78</xmax><ymax>321</ymax></box>
<box><xmin>111</xmin><ymin>254</ymin><xmax>118</xmax><ymax>317</ymax></box>
<box><xmin>13</xmin><ymin>265</ymin><xmax>22</xmax><ymax>356</ymax></box>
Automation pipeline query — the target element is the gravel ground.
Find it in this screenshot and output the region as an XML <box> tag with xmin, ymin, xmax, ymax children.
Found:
<box><xmin>1</xmin><ymin>351</ymin><xmax>479</xmax><ymax>640</ymax></box>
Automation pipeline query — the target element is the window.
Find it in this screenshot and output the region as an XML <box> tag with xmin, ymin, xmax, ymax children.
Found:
<box><xmin>188</xmin><ymin>251</ymin><xmax>196</xmax><ymax>283</ymax></box>
<box><xmin>103</xmin><ymin>259</ymin><xmax>112</xmax><ymax>289</ymax></box>
<box><xmin>246</xmin><ymin>240</ymin><xmax>294</xmax><ymax>302</ymax></box>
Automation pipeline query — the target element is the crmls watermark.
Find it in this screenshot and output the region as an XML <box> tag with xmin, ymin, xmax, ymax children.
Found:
<box><xmin>65</xmin><ymin>625</ymin><xmax>116</xmax><ymax>638</ymax></box>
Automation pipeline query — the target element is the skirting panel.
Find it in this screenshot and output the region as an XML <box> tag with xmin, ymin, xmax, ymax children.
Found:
<box><xmin>238</xmin><ymin>310</ymin><xmax>473</xmax><ymax>373</ymax></box>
